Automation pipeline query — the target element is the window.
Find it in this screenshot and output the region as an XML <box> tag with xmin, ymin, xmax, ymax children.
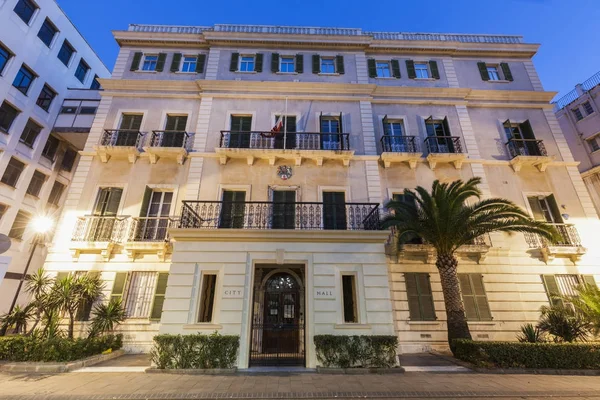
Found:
<box><xmin>0</xmin><ymin>43</ymin><xmax>13</xmax><ymax>75</ymax></box>
<box><xmin>60</xmin><ymin>148</ymin><xmax>77</xmax><ymax>171</ymax></box>
<box><xmin>165</xmin><ymin>114</ymin><xmax>188</xmax><ymax>131</ymax></box>
<box><xmin>57</xmin><ymin>40</ymin><xmax>74</xmax><ymax>66</ymax></box>
<box><xmin>320</xmin><ymin>114</ymin><xmax>342</xmax><ymax>150</ymax></box>
<box><xmin>341</xmin><ymin>275</ymin><xmax>358</xmax><ymax>323</ymax></box>
<box><xmin>219</xmin><ymin>190</ymin><xmax>246</xmax><ymax>228</ymax></box>
<box><xmin>583</xmin><ymin>101</ymin><xmax>594</xmax><ymax>115</ymax></box>
<box><xmin>272</xmin><ymin>190</ymin><xmax>296</xmax><ymax>229</ymax></box>
<box><xmin>36</xmin><ymin>84</ymin><xmax>56</xmax><ymax>111</ymax></box>
<box><xmin>119</xmin><ymin>114</ymin><xmax>143</xmax><ymax>130</ymax></box>
<box><xmin>573</xmin><ymin>107</ymin><xmax>584</xmax><ymax>121</ymax></box>
<box><xmin>93</xmin><ymin>187</ymin><xmax>123</xmax><ymax>216</ymax></box>
<box><xmin>239</xmin><ymin>55</ymin><xmax>255</xmax><ymax>72</ymax></box>
<box><xmin>181</xmin><ymin>56</ymin><xmax>197</xmax><ymax>73</ymax></box>
<box><xmin>110</xmin><ymin>273</ymin><xmax>128</xmax><ymax>303</ymax></box>
<box><xmin>383</xmin><ymin>119</ymin><xmax>404</xmax><ymax>136</ymax></box>
<box><xmin>37</xmin><ymin>18</ymin><xmax>58</xmax><ymax>47</ymax></box>
<box><xmin>228</xmin><ymin>115</ymin><xmax>252</xmax><ymax>148</ymax></box>
<box><xmin>405</xmin><ymin>273</ymin><xmax>436</xmax><ymax>321</ymax></box>
<box><xmin>13</xmin><ymin>0</ymin><xmax>37</xmax><ymax>25</ymax></box>
<box><xmin>323</xmin><ymin>191</ymin><xmax>347</xmax><ymax>230</ymax></box>
<box><xmin>0</xmin><ymin>101</ymin><xmax>20</xmax><ymax>133</ymax></box>
<box><xmin>41</xmin><ymin>135</ymin><xmax>60</xmax><ymax>160</ymax></box>
<box><xmin>47</xmin><ymin>181</ymin><xmax>65</xmax><ymax>206</ymax></box>
<box><xmin>376</xmin><ymin>61</ymin><xmax>391</xmax><ymax>78</ymax></box>
<box><xmin>320</xmin><ymin>57</ymin><xmax>336</xmax><ymax>74</ymax></box>
<box><xmin>142</xmin><ymin>55</ymin><xmax>158</xmax><ymax>71</ymax></box>
<box><xmin>150</xmin><ymin>273</ymin><xmax>169</xmax><ymax>320</ymax></box>
<box><xmin>542</xmin><ymin>275</ymin><xmax>597</xmax><ymax>308</ymax></box>
<box><xmin>198</xmin><ymin>274</ymin><xmax>217</xmax><ymax>322</ymax></box>
<box><xmin>414</xmin><ymin>62</ymin><xmax>429</xmax><ymax>79</ymax></box>
<box><xmin>8</xmin><ymin>210</ymin><xmax>31</xmax><ymax>240</ymax></box>
<box><xmin>90</xmin><ymin>75</ymin><xmax>101</xmax><ymax>90</ymax></box>
<box><xmin>12</xmin><ymin>64</ymin><xmax>36</xmax><ymax>95</ymax></box>
<box><xmin>458</xmin><ymin>273</ymin><xmax>492</xmax><ymax>321</ymax></box>
<box><xmin>588</xmin><ymin>136</ymin><xmax>600</xmax><ymax>152</ymax></box>
<box><xmin>0</xmin><ymin>204</ymin><xmax>7</xmax><ymax>221</ymax></box>
<box><xmin>503</xmin><ymin>119</ymin><xmax>540</xmax><ymax>156</ymax></box>
<box><xmin>478</xmin><ymin>62</ymin><xmax>513</xmax><ymax>81</ymax></box>
<box><xmin>486</xmin><ymin>65</ymin><xmax>500</xmax><ymax>81</ymax></box>
<box><xmin>19</xmin><ymin>119</ymin><xmax>42</xmax><ymax>147</ymax></box>
<box><xmin>74</xmin><ymin>59</ymin><xmax>89</xmax><ymax>83</ymax></box>
<box><xmin>527</xmin><ymin>195</ymin><xmax>562</xmax><ymax>223</ymax></box>
<box><xmin>280</xmin><ymin>56</ymin><xmax>295</xmax><ymax>73</ymax></box>
<box><xmin>26</xmin><ymin>170</ymin><xmax>46</xmax><ymax>197</ymax></box>
<box><xmin>79</xmin><ymin>106</ymin><xmax>97</xmax><ymax>115</ymax></box>
<box><xmin>60</xmin><ymin>106</ymin><xmax>77</xmax><ymax>114</ymax></box>
<box><xmin>138</xmin><ymin>189</ymin><xmax>173</xmax><ymax>240</ymax></box>
<box><xmin>1</xmin><ymin>157</ymin><xmax>25</xmax><ymax>187</ymax></box>
<box><xmin>121</xmin><ymin>272</ymin><xmax>168</xmax><ymax>319</ymax></box>
<box><xmin>391</xmin><ymin>193</ymin><xmax>423</xmax><ymax>244</ymax></box>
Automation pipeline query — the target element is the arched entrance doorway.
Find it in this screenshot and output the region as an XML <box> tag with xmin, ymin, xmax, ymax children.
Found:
<box><xmin>249</xmin><ymin>266</ymin><xmax>305</xmax><ymax>366</ymax></box>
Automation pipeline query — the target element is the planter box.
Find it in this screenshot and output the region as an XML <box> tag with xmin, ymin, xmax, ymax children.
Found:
<box><xmin>316</xmin><ymin>366</ymin><xmax>405</xmax><ymax>374</ymax></box>
<box><xmin>0</xmin><ymin>349</ymin><xmax>125</xmax><ymax>373</ymax></box>
<box><xmin>145</xmin><ymin>367</ymin><xmax>237</xmax><ymax>375</ymax></box>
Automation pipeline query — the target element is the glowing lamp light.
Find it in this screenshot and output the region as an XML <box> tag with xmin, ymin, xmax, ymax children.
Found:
<box><xmin>31</xmin><ymin>215</ymin><xmax>54</xmax><ymax>234</ymax></box>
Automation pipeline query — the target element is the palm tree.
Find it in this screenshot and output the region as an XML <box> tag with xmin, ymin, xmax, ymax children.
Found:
<box><xmin>0</xmin><ymin>304</ymin><xmax>35</xmax><ymax>334</ymax></box>
<box><xmin>24</xmin><ymin>268</ymin><xmax>53</xmax><ymax>335</ymax></box>
<box><xmin>561</xmin><ymin>284</ymin><xmax>600</xmax><ymax>336</ymax></box>
<box><xmin>382</xmin><ymin>177</ymin><xmax>558</xmax><ymax>352</ymax></box>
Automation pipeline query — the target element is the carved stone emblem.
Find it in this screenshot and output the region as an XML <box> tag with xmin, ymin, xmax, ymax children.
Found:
<box><xmin>277</xmin><ymin>165</ymin><xmax>293</xmax><ymax>180</ymax></box>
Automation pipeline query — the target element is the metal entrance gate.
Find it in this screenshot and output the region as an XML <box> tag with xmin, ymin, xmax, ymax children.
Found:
<box><xmin>249</xmin><ymin>266</ymin><xmax>305</xmax><ymax>366</ymax></box>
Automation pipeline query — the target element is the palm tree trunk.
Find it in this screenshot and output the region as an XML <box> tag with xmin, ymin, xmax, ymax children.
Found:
<box><xmin>68</xmin><ymin>311</ymin><xmax>75</xmax><ymax>339</ymax></box>
<box><xmin>436</xmin><ymin>253</ymin><xmax>472</xmax><ymax>353</ymax></box>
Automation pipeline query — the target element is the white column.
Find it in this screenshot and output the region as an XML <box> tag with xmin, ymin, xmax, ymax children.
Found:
<box><xmin>204</xmin><ymin>48</ymin><xmax>221</xmax><ymax>81</ymax></box>
<box><xmin>442</xmin><ymin>58</ymin><xmax>459</xmax><ymax>89</ymax></box>
<box><xmin>184</xmin><ymin>97</ymin><xmax>213</xmax><ymax>201</ymax></box>
<box><xmin>359</xmin><ymin>101</ymin><xmax>383</xmax><ymax>204</ymax></box>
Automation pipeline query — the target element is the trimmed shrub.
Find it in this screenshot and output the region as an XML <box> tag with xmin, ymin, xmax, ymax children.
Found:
<box><xmin>454</xmin><ymin>339</ymin><xmax>600</xmax><ymax>369</ymax></box>
<box><xmin>0</xmin><ymin>334</ymin><xmax>122</xmax><ymax>362</ymax></box>
<box><xmin>314</xmin><ymin>335</ymin><xmax>398</xmax><ymax>368</ymax></box>
<box><xmin>150</xmin><ymin>332</ymin><xmax>239</xmax><ymax>369</ymax></box>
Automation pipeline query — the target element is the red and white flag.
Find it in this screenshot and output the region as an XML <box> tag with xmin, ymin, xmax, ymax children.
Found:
<box><xmin>271</xmin><ymin>116</ymin><xmax>284</xmax><ymax>134</ymax></box>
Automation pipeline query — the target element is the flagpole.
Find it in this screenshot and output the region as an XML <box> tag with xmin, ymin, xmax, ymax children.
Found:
<box><xmin>283</xmin><ymin>97</ymin><xmax>288</xmax><ymax>150</ymax></box>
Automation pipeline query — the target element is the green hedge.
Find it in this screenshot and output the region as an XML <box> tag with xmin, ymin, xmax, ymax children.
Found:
<box><xmin>454</xmin><ymin>339</ymin><xmax>600</xmax><ymax>369</ymax></box>
<box><xmin>314</xmin><ymin>335</ymin><xmax>398</xmax><ymax>368</ymax></box>
<box><xmin>150</xmin><ymin>332</ymin><xmax>239</xmax><ymax>369</ymax></box>
<box><xmin>0</xmin><ymin>334</ymin><xmax>122</xmax><ymax>362</ymax></box>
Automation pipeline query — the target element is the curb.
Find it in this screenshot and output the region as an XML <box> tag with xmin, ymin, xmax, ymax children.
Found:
<box><xmin>316</xmin><ymin>366</ymin><xmax>405</xmax><ymax>374</ymax></box>
<box><xmin>0</xmin><ymin>349</ymin><xmax>125</xmax><ymax>374</ymax></box>
<box><xmin>145</xmin><ymin>367</ymin><xmax>237</xmax><ymax>375</ymax></box>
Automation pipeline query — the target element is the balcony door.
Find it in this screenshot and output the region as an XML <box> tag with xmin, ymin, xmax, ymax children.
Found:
<box><xmin>272</xmin><ymin>190</ymin><xmax>296</xmax><ymax>229</ymax></box>
<box><xmin>117</xmin><ymin>114</ymin><xmax>143</xmax><ymax>146</ymax></box>
<box><xmin>274</xmin><ymin>115</ymin><xmax>296</xmax><ymax>150</ymax></box>
<box><xmin>323</xmin><ymin>191</ymin><xmax>347</xmax><ymax>230</ymax></box>
<box><xmin>504</xmin><ymin>120</ymin><xmax>540</xmax><ymax>156</ymax></box>
<box><xmin>219</xmin><ymin>190</ymin><xmax>246</xmax><ymax>228</ymax></box>
<box><xmin>139</xmin><ymin>190</ymin><xmax>173</xmax><ymax>240</ymax></box>
<box><xmin>230</xmin><ymin>115</ymin><xmax>252</xmax><ymax>149</ymax></box>
<box><xmin>320</xmin><ymin>114</ymin><xmax>342</xmax><ymax>150</ymax></box>
<box><xmin>425</xmin><ymin>116</ymin><xmax>454</xmax><ymax>153</ymax></box>
<box><xmin>383</xmin><ymin>118</ymin><xmax>406</xmax><ymax>152</ymax></box>
<box><xmin>163</xmin><ymin>115</ymin><xmax>188</xmax><ymax>148</ymax></box>
<box><xmin>91</xmin><ymin>188</ymin><xmax>123</xmax><ymax>241</ymax></box>
<box><xmin>527</xmin><ymin>195</ymin><xmax>562</xmax><ymax>223</ymax></box>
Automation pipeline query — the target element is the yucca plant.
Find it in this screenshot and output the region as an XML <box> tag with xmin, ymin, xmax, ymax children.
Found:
<box><xmin>516</xmin><ymin>323</ymin><xmax>545</xmax><ymax>343</ymax></box>
<box><xmin>537</xmin><ymin>305</ymin><xmax>591</xmax><ymax>342</ymax></box>
<box><xmin>0</xmin><ymin>304</ymin><xmax>35</xmax><ymax>335</ymax></box>
<box><xmin>24</xmin><ymin>268</ymin><xmax>54</xmax><ymax>335</ymax></box>
<box><xmin>562</xmin><ymin>284</ymin><xmax>600</xmax><ymax>336</ymax></box>
<box><xmin>88</xmin><ymin>298</ymin><xmax>126</xmax><ymax>338</ymax></box>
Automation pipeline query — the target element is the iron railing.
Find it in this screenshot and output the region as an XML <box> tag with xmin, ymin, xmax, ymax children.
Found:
<box><xmin>219</xmin><ymin>131</ymin><xmax>351</xmax><ymax>151</ymax></box>
<box><xmin>128</xmin><ymin>217</ymin><xmax>178</xmax><ymax>242</ymax></box>
<box><xmin>72</xmin><ymin>216</ymin><xmax>129</xmax><ymax>242</ymax></box>
<box><xmin>101</xmin><ymin>130</ymin><xmax>143</xmax><ymax>147</ymax></box>
<box><xmin>381</xmin><ymin>135</ymin><xmax>420</xmax><ymax>153</ymax></box>
<box><xmin>554</xmin><ymin>70</ymin><xmax>600</xmax><ymax>110</ymax></box>
<box><xmin>506</xmin><ymin>139</ymin><xmax>547</xmax><ymax>158</ymax></box>
<box><xmin>179</xmin><ymin>201</ymin><xmax>380</xmax><ymax>230</ymax></box>
<box><xmin>150</xmin><ymin>131</ymin><xmax>190</xmax><ymax>149</ymax></box>
<box><xmin>525</xmin><ymin>223</ymin><xmax>582</xmax><ymax>248</ymax></box>
<box><xmin>424</xmin><ymin>136</ymin><xmax>463</xmax><ymax>154</ymax></box>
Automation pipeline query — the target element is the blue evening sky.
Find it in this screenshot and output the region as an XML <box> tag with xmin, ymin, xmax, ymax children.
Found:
<box><xmin>57</xmin><ymin>0</ymin><xmax>600</xmax><ymax>101</ymax></box>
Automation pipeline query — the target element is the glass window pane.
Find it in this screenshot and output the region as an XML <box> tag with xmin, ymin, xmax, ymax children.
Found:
<box><xmin>14</xmin><ymin>0</ymin><xmax>37</xmax><ymax>24</ymax></box>
<box><xmin>57</xmin><ymin>41</ymin><xmax>74</xmax><ymax>66</ymax></box>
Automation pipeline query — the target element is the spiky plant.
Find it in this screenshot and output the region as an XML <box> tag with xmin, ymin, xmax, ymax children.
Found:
<box><xmin>538</xmin><ymin>305</ymin><xmax>591</xmax><ymax>342</ymax></box>
<box><xmin>0</xmin><ymin>304</ymin><xmax>35</xmax><ymax>335</ymax></box>
<box><xmin>382</xmin><ymin>177</ymin><xmax>558</xmax><ymax>353</ymax></box>
<box><xmin>562</xmin><ymin>284</ymin><xmax>600</xmax><ymax>336</ymax></box>
<box><xmin>516</xmin><ymin>323</ymin><xmax>545</xmax><ymax>343</ymax></box>
<box><xmin>88</xmin><ymin>298</ymin><xmax>126</xmax><ymax>338</ymax></box>
<box><xmin>24</xmin><ymin>268</ymin><xmax>53</xmax><ymax>335</ymax></box>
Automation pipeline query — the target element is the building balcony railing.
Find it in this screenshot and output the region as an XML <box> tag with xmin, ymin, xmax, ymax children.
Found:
<box><xmin>219</xmin><ymin>131</ymin><xmax>351</xmax><ymax>151</ymax></box>
<box><xmin>525</xmin><ymin>223</ymin><xmax>582</xmax><ymax>248</ymax></box>
<box><xmin>149</xmin><ymin>131</ymin><xmax>191</xmax><ymax>149</ymax></box>
<box><xmin>381</xmin><ymin>135</ymin><xmax>420</xmax><ymax>153</ymax></box>
<box><xmin>128</xmin><ymin>217</ymin><xmax>178</xmax><ymax>242</ymax></box>
<box><xmin>506</xmin><ymin>139</ymin><xmax>547</xmax><ymax>158</ymax></box>
<box><xmin>71</xmin><ymin>216</ymin><xmax>129</xmax><ymax>242</ymax></box>
<box><xmin>179</xmin><ymin>201</ymin><xmax>381</xmax><ymax>231</ymax></box>
<box><xmin>100</xmin><ymin>130</ymin><xmax>143</xmax><ymax>147</ymax></box>
<box><xmin>424</xmin><ymin>136</ymin><xmax>464</xmax><ymax>154</ymax></box>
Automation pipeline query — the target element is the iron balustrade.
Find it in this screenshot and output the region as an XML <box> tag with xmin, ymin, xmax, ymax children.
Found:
<box><xmin>150</xmin><ymin>131</ymin><xmax>190</xmax><ymax>149</ymax></box>
<box><xmin>101</xmin><ymin>130</ymin><xmax>143</xmax><ymax>147</ymax></box>
<box><xmin>506</xmin><ymin>139</ymin><xmax>547</xmax><ymax>158</ymax></box>
<box><xmin>72</xmin><ymin>216</ymin><xmax>129</xmax><ymax>242</ymax></box>
<box><xmin>219</xmin><ymin>131</ymin><xmax>351</xmax><ymax>151</ymax></box>
<box><xmin>525</xmin><ymin>223</ymin><xmax>582</xmax><ymax>248</ymax></box>
<box><xmin>381</xmin><ymin>135</ymin><xmax>420</xmax><ymax>153</ymax></box>
<box><xmin>128</xmin><ymin>217</ymin><xmax>178</xmax><ymax>242</ymax></box>
<box><xmin>179</xmin><ymin>201</ymin><xmax>380</xmax><ymax>230</ymax></box>
<box><xmin>424</xmin><ymin>136</ymin><xmax>463</xmax><ymax>154</ymax></box>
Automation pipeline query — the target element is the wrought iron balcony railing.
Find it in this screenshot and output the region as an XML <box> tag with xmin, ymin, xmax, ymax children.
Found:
<box><xmin>219</xmin><ymin>131</ymin><xmax>351</xmax><ymax>151</ymax></box>
<box><xmin>128</xmin><ymin>217</ymin><xmax>179</xmax><ymax>242</ymax></box>
<box><xmin>72</xmin><ymin>216</ymin><xmax>129</xmax><ymax>242</ymax></box>
<box><xmin>381</xmin><ymin>135</ymin><xmax>420</xmax><ymax>153</ymax></box>
<box><xmin>525</xmin><ymin>223</ymin><xmax>582</xmax><ymax>248</ymax></box>
<box><xmin>101</xmin><ymin>130</ymin><xmax>143</xmax><ymax>147</ymax></box>
<box><xmin>179</xmin><ymin>201</ymin><xmax>380</xmax><ymax>231</ymax></box>
<box><xmin>506</xmin><ymin>139</ymin><xmax>547</xmax><ymax>158</ymax></box>
<box><xmin>424</xmin><ymin>136</ymin><xmax>463</xmax><ymax>154</ymax></box>
<box><xmin>150</xmin><ymin>131</ymin><xmax>190</xmax><ymax>149</ymax></box>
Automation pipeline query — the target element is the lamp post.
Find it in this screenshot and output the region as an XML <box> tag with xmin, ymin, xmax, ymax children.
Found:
<box><xmin>0</xmin><ymin>216</ymin><xmax>53</xmax><ymax>336</ymax></box>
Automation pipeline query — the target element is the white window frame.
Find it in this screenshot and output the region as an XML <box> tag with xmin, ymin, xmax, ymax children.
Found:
<box><xmin>238</xmin><ymin>55</ymin><xmax>256</xmax><ymax>73</ymax></box>
<box><xmin>587</xmin><ymin>135</ymin><xmax>600</xmax><ymax>153</ymax></box>
<box><xmin>414</xmin><ymin>62</ymin><xmax>430</xmax><ymax>79</ymax></box>
<box><xmin>123</xmin><ymin>271</ymin><xmax>159</xmax><ymax>319</ymax></box>
<box><xmin>335</xmin><ymin>266</ymin><xmax>368</xmax><ymax>326</ymax></box>
<box><xmin>375</xmin><ymin>61</ymin><xmax>392</xmax><ymax>78</ymax></box>
<box><xmin>141</xmin><ymin>54</ymin><xmax>158</xmax><ymax>72</ymax></box>
<box><xmin>159</xmin><ymin>111</ymin><xmax>191</xmax><ymax>132</ymax></box>
<box><xmin>225</xmin><ymin>110</ymin><xmax>256</xmax><ymax>131</ymax></box>
<box><xmin>582</xmin><ymin>101</ymin><xmax>595</xmax><ymax>116</ymax></box>
<box><xmin>279</xmin><ymin>55</ymin><xmax>296</xmax><ymax>74</ymax></box>
<box><xmin>180</xmin><ymin>55</ymin><xmax>197</xmax><ymax>73</ymax></box>
<box><xmin>320</xmin><ymin>56</ymin><xmax>336</xmax><ymax>74</ymax></box>
<box><xmin>522</xmin><ymin>192</ymin><xmax>560</xmax><ymax>223</ymax></box>
<box><xmin>112</xmin><ymin>109</ymin><xmax>147</xmax><ymax>131</ymax></box>
<box><xmin>572</xmin><ymin>107</ymin><xmax>584</xmax><ymax>121</ymax></box>
<box><xmin>486</xmin><ymin>65</ymin><xmax>501</xmax><ymax>81</ymax></box>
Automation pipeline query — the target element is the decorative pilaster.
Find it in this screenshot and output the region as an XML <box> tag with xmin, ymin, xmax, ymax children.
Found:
<box><xmin>355</xmin><ymin>53</ymin><xmax>369</xmax><ymax>84</ymax></box>
<box><xmin>442</xmin><ymin>59</ymin><xmax>459</xmax><ymax>88</ymax></box>
<box><xmin>204</xmin><ymin>48</ymin><xmax>221</xmax><ymax>80</ymax></box>
<box><xmin>184</xmin><ymin>97</ymin><xmax>213</xmax><ymax>201</ymax></box>
<box><xmin>111</xmin><ymin>50</ymin><xmax>131</xmax><ymax>80</ymax></box>
<box><xmin>524</xmin><ymin>61</ymin><xmax>544</xmax><ymax>91</ymax></box>
<box><xmin>359</xmin><ymin>101</ymin><xmax>383</xmax><ymax>205</ymax></box>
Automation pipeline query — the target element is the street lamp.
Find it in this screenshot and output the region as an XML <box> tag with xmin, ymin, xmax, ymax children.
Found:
<box><xmin>0</xmin><ymin>215</ymin><xmax>53</xmax><ymax>336</ymax></box>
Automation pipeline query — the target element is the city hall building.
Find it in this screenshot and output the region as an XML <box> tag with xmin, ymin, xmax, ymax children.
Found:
<box><xmin>42</xmin><ymin>23</ymin><xmax>600</xmax><ymax>369</ymax></box>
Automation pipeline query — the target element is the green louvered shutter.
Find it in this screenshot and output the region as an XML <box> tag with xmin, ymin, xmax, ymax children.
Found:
<box><xmin>170</xmin><ymin>53</ymin><xmax>182</xmax><ymax>72</ymax></box>
<box><xmin>542</xmin><ymin>275</ymin><xmax>563</xmax><ymax>307</ymax></box>
<box><xmin>295</xmin><ymin>54</ymin><xmax>304</xmax><ymax>73</ymax></box>
<box><xmin>271</xmin><ymin>53</ymin><xmax>280</xmax><ymax>73</ymax></box>
<box><xmin>336</xmin><ymin>55</ymin><xmax>345</xmax><ymax>74</ymax></box>
<box><xmin>429</xmin><ymin>60</ymin><xmax>440</xmax><ymax>79</ymax></box>
<box><xmin>312</xmin><ymin>55</ymin><xmax>320</xmax><ymax>74</ymax></box>
<box><xmin>150</xmin><ymin>272</ymin><xmax>169</xmax><ymax>320</ymax></box>
<box><xmin>110</xmin><ymin>272</ymin><xmax>128</xmax><ymax>303</ymax></box>
<box><xmin>477</xmin><ymin>62</ymin><xmax>490</xmax><ymax>81</ymax></box>
<box><xmin>583</xmin><ymin>275</ymin><xmax>598</xmax><ymax>288</ymax></box>
<box><xmin>196</xmin><ymin>54</ymin><xmax>206</xmax><ymax>73</ymax></box>
<box><xmin>391</xmin><ymin>60</ymin><xmax>401</xmax><ymax>78</ymax></box>
<box><xmin>471</xmin><ymin>274</ymin><xmax>492</xmax><ymax>320</ymax></box>
<box><xmin>229</xmin><ymin>52</ymin><xmax>239</xmax><ymax>72</ymax></box>
<box><xmin>405</xmin><ymin>273</ymin><xmax>436</xmax><ymax>321</ymax></box>
<box><xmin>155</xmin><ymin>53</ymin><xmax>167</xmax><ymax>72</ymax></box>
<box><xmin>130</xmin><ymin>52</ymin><xmax>143</xmax><ymax>71</ymax></box>
<box><xmin>459</xmin><ymin>274</ymin><xmax>492</xmax><ymax>320</ymax></box>
<box><xmin>500</xmin><ymin>62</ymin><xmax>513</xmax><ymax>81</ymax></box>
<box><xmin>406</xmin><ymin>60</ymin><xmax>416</xmax><ymax>79</ymax></box>
<box><xmin>255</xmin><ymin>53</ymin><xmax>263</xmax><ymax>72</ymax></box>
<box><xmin>367</xmin><ymin>59</ymin><xmax>377</xmax><ymax>78</ymax></box>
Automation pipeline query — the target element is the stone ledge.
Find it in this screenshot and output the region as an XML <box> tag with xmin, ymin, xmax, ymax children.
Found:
<box><xmin>146</xmin><ymin>367</ymin><xmax>237</xmax><ymax>375</ymax></box>
<box><xmin>316</xmin><ymin>366</ymin><xmax>405</xmax><ymax>374</ymax></box>
<box><xmin>0</xmin><ymin>349</ymin><xmax>125</xmax><ymax>373</ymax></box>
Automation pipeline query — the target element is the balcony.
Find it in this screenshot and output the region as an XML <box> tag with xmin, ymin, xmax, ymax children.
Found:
<box><xmin>124</xmin><ymin>217</ymin><xmax>178</xmax><ymax>260</ymax></box>
<box><xmin>179</xmin><ymin>200</ymin><xmax>380</xmax><ymax>231</ymax></box>
<box><xmin>506</xmin><ymin>139</ymin><xmax>553</xmax><ymax>172</ymax></box>
<box><xmin>525</xmin><ymin>223</ymin><xmax>587</xmax><ymax>263</ymax></box>
<box><xmin>143</xmin><ymin>131</ymin><xmax>191</xmax><ymax>165</ymax></box>
<box><xmin>94</xmin><ymin>130</ymin><xmax>143</xmax><ymax>163</ymax></box>
<box><xmin>379</xmin><ymin>135</ymin><xmax>422</xmax><ymax>169</ymax></box>
<box><xmin>215</xmin><ymin>131</ymin><xmax>354</xmax><ymax>166</ymax></box>
<box><xmin>70</xmin><ymin>216</ymin><xmax>129</xmax><ymax>260</ymax></box>
<box><xmin>424</xmin><ymin>136</ymin><xmax>467</xmax><ymax>170</ymax></box>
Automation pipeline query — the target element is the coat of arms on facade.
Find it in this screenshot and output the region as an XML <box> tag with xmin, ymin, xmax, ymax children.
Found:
<box><xmin>277</xmin><ymin>165</ymin><xmax>293</xmax><ymax>180</ymax></box>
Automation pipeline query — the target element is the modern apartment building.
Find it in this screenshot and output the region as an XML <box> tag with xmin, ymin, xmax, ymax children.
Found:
<box><xmin>42</xmin><ymin>23</ymin><xmax>599</xmax><ymax>368</ymax></box>
<box><xmin>0</xmin><ymin>0</ymin><xmax>109</xmax><ymax>311</ymax></box>
<box><xmin>554</xmin><ymin>72</ymin><xmax>600</xmax><ymax>216</ymax></box>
